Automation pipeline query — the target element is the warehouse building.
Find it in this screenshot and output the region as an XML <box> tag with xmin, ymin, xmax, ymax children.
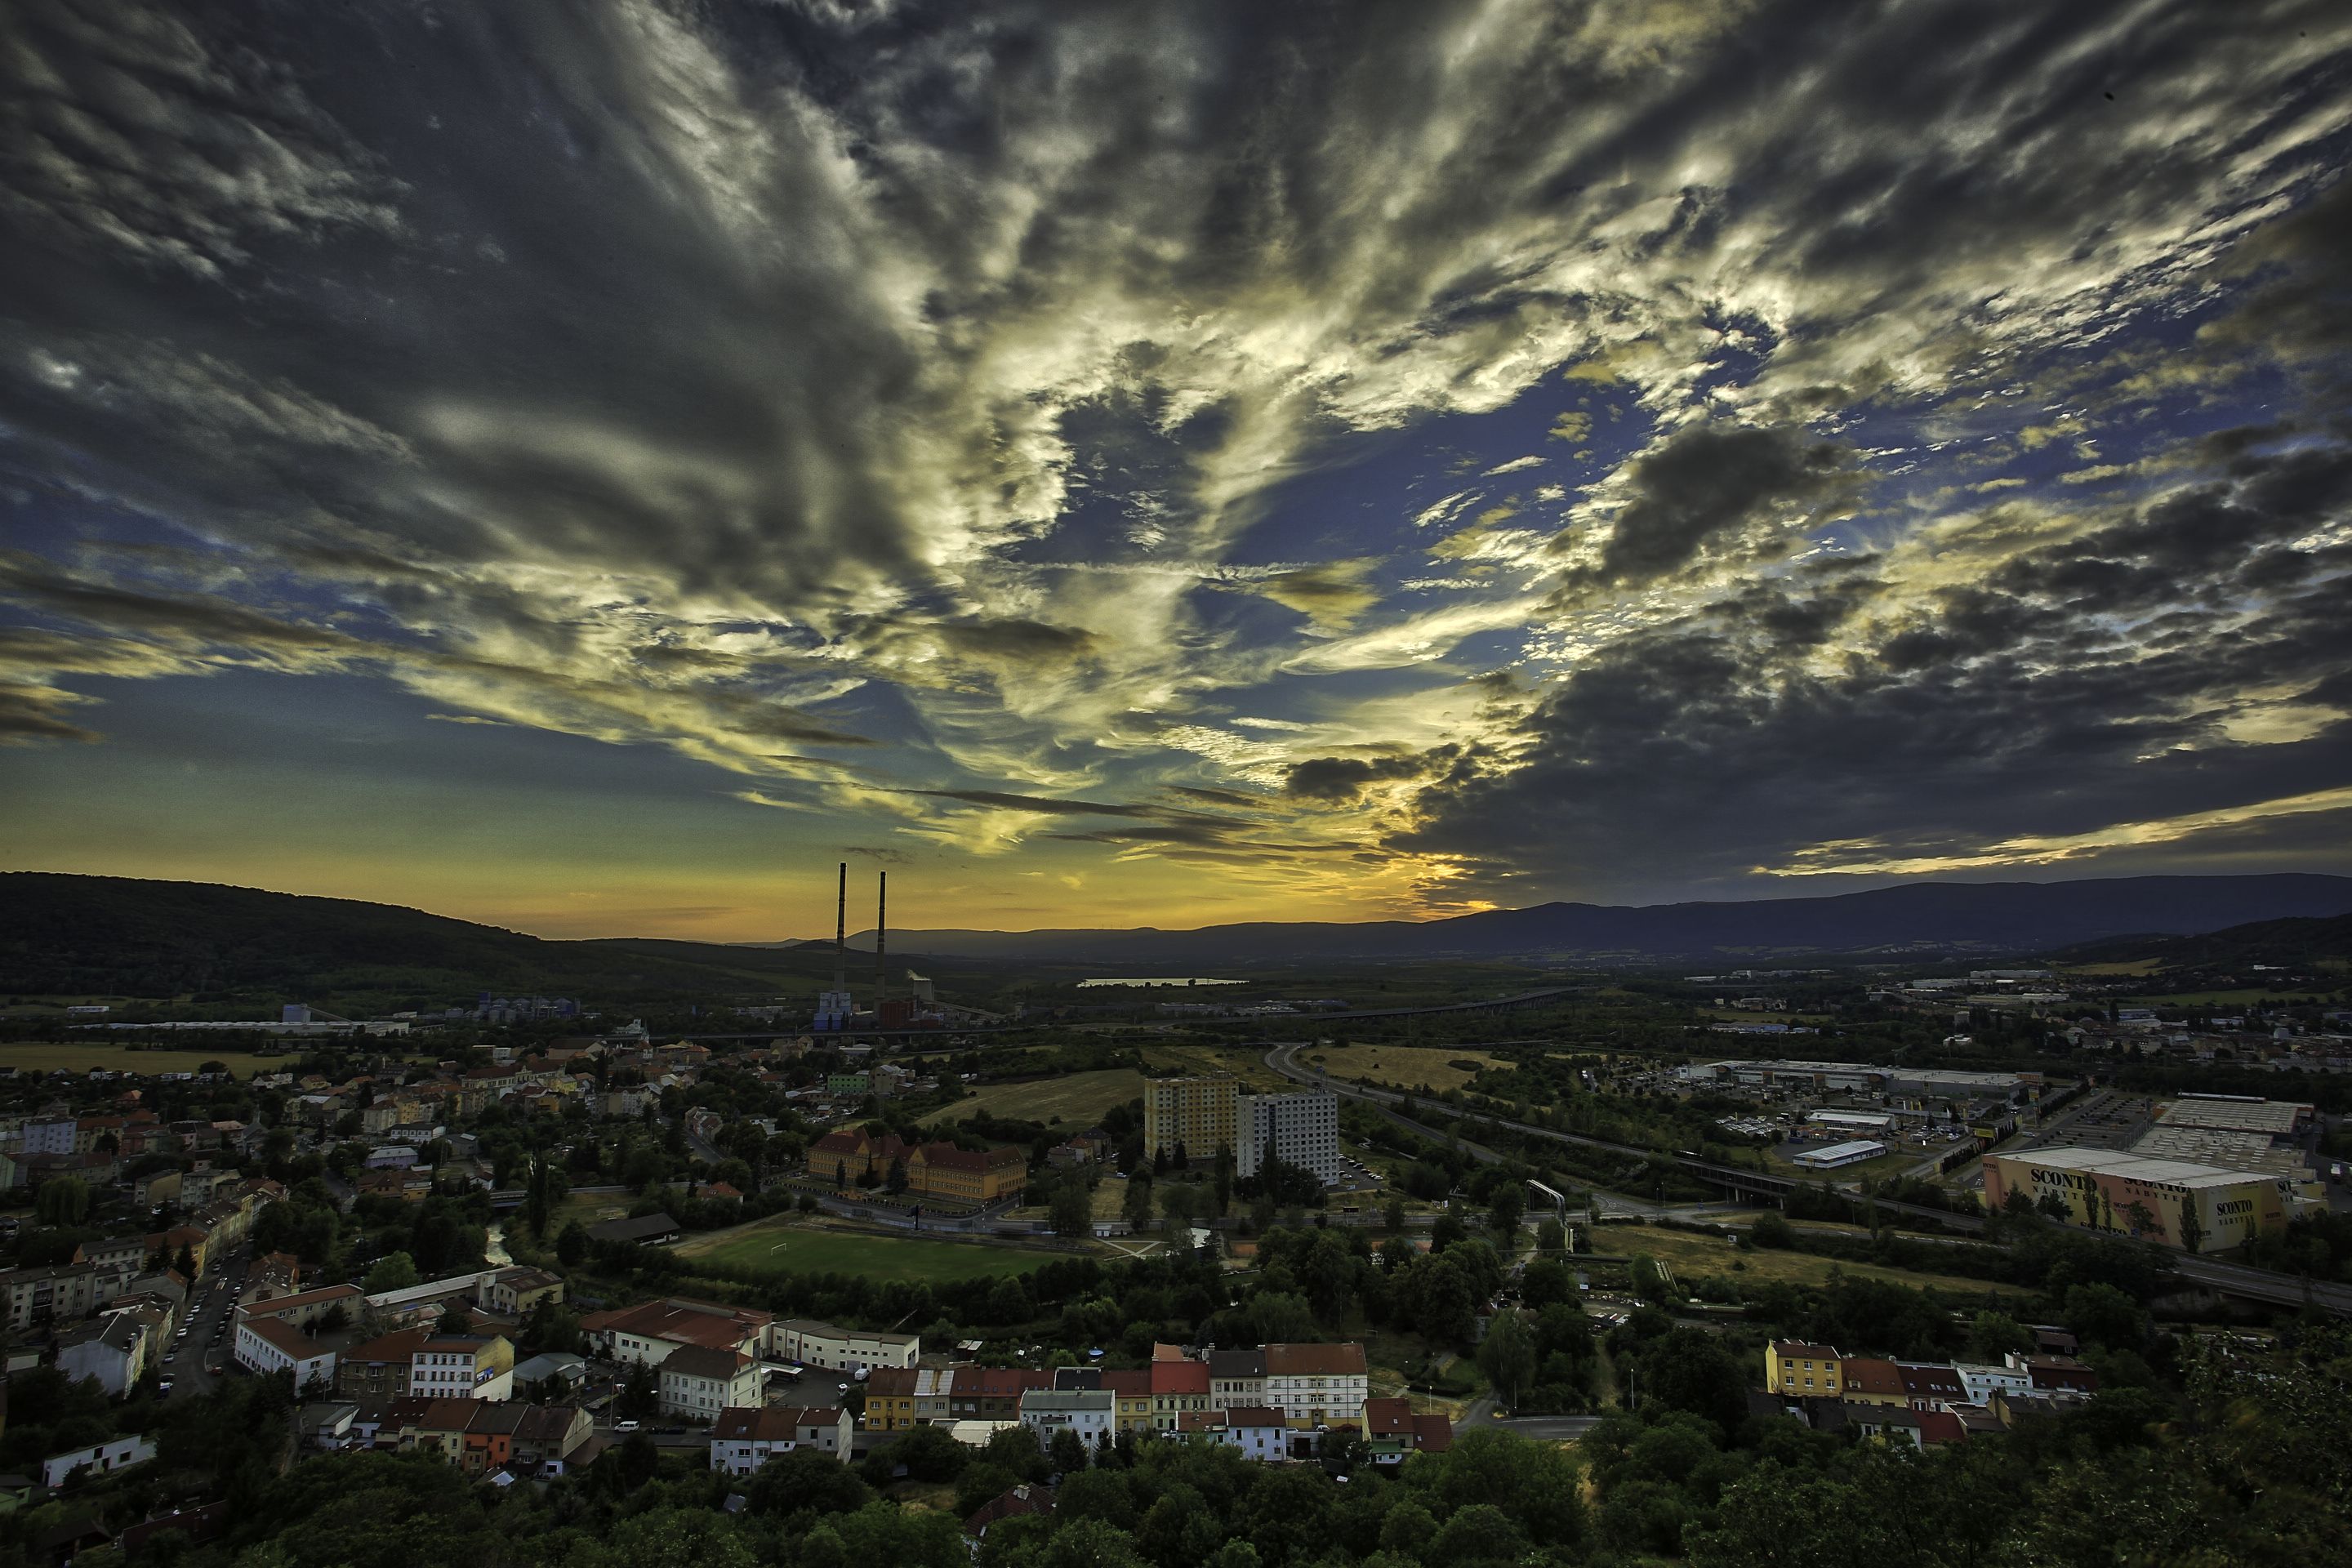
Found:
<box><xmin>1980</xmin><ymin>1148</ymin><xmax>2288</xmax><ymax>1253</ymax></box>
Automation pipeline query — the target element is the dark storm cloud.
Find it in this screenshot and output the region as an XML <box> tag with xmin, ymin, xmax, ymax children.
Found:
<box><xmin>1567</xmin><ymin>425</ymin><xmax>1851</xmax><ymax>589</ymax></box>
<box><xmin>1400</xmin><ymin>434</ymin><xmax>2352</xmax><ymax>894</ymax></box>
<box><xmin>1285</xmin><ymin>748</ymin><xmax>1462</xmax><ymax>804</ymax></box>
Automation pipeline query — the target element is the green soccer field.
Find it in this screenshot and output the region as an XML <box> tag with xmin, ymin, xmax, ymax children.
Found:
<box><xmin>678</xmin><ymin>1218</ymin><xmax>1067</xmax><ymax>1283</ymax></box>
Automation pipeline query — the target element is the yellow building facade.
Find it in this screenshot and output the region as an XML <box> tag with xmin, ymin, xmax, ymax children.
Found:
<box><xmin>1765</xmin><ymin>1342</ymin><xmax>1844</xmax><ymax>1397</ymax></box>
<box><xmin>1980</xmin><ymin>1149</ymin><xmax>2287</xmax><ymax>1252</ymax></box>
<box><xmin>1143</xmin><ymin>1076</ymin><xmax>1239</xmax><ymax>1163</ymax></box>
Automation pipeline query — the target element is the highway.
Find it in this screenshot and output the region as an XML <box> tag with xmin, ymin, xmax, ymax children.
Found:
<box><xmin>1264</xmin><ymin>1042</ymin><xmax>2352</xmax><ymax>1317</ymax></box>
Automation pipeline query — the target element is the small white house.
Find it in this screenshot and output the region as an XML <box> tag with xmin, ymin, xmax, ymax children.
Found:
<box><xmin>1953</xmin><ymin>1361</ymin><xmax>2033</xmax><ymax>1404</ymax></box>
<box><xmin>42</xmin><ymin>1435</ymin><xmax>157</xmax><ymax>1489</ymax></box>
<box><xmin>708</xmin><ymin>1405</ymin><xmax>853</xmax><ymax>1473</ymax></box>
<box><xmin>1215</xmin><ymin>1405</ymin><xmax>1289</xmax><ymax>1462</ymax></box>
<box><xmin>1018</xmin><ymin>1388</ymin><xmax>1116</xmax><ymax>1453</ymax></box>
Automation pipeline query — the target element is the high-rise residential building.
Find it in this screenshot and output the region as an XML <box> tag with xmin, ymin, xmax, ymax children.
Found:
<box><xmin>1237</xmin><ymin>1088</ymin><xmax>1341</xmax><ymax>1184</ymax></box>
<box><xmin>1143</xmin><ymin>1076</ymin><xmax>1239</xmax><ymax>1164</ymax></box>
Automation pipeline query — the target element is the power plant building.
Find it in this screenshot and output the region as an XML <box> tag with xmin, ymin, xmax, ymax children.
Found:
<box><xmin>1980</xmin><ymin>1148</ymin><xmax>2289</xmax><ymax>1253</ymax></box>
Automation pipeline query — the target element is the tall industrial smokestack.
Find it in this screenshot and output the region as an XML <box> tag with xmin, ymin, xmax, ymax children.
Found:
<box><xmin>875</xmin><ymin>871</ymin><xmax>888</xmax><ymax>1012</ymax></box>
<box><xmin>832</xmin><ymin>862</ymin><xmax>847</xmax><ymax>995</ymax></box>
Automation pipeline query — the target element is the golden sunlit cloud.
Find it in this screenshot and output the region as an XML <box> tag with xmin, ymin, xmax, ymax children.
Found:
<box><xmin>1762</xmin><ymin>786</ymin><xmax>2352</xmax><ymax>879</ymax></box>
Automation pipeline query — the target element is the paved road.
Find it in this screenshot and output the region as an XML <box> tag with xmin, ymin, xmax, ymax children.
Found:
<box><xmin>159</xmin><ymin>1244</ymin><xmax>251</xmax><ymax>1399</ymax></box>
<box><xmin>1455</xmin><ymin>1392</ymin><xmax>1601</xmax><ymax>1441</ymax></box>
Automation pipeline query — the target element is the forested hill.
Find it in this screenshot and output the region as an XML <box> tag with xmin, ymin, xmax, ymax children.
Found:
<box><xmin>0</xmin><ymin>873</ymin><xmax>840</xmax><ymax>1007</ymax></box>
<box><xmin>2056</xmin><ymin>911</ymin><xmax>2352</xmax><ymax>971</ymax></box>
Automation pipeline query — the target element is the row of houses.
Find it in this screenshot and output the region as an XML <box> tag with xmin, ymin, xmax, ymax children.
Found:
<box><xmin>1762</xmin><ymin>1339</ymin><xmax>2100</xmax><ymax>1446</ymax></box>
<box><xmin>227</xmin><ymin>1264</ymin><xmax>566</xmax><ymax>1392</ymax></box>
<box><xmin>2</xmin><ymin>1181</ymin><xmax>274</xmax><ymax>1331</ymax></box>
<box><xmin>864</xmin><ymin>1342</ymin><xmax>1374</xmax><ymax>1440</ymax></box>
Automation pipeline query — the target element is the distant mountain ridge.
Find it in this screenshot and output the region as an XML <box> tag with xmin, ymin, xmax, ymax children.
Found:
<box><xmin>808</xmin><ymin>874</ymin><xmax>2352</xmax><ymax>963</ymax></box>
<box><xmin>3</xmin><ymin>873</ymin><xmax>2347</xmax><ymax>1009</ymax></box>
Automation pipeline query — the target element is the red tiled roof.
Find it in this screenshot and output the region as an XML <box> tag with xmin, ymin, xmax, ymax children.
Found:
<box><xmin>713</xmin><ymin>1406</ymin><xmax>795</xmax><ymax>1442</ymax></box>
<box><xmin>660</xmin><ymin>1346</ymin><xmax>752</xmax><ymax>1382</ymax></box>
<box><xmin>241</xmin><ymin>1316</ymin><xmax>327</xmax><ymax>1360</ymax></box>
<box><xmin>580</xmin><ymin>1297</ymin><xmax>769</xmax><ymax>1351</ymax></box>
<box><xmin>347</xmin><ymin>1329</ymin><xmax>430</xmax><ymax>1365</ymax></box>
<box><xmin>1223</xmin><ymin>1405</ymin><xmax>1285</xmax><ymax>1427</ymax></box>
<box><xmin>1410</xmin><ymin>1413</ymin><xmax>1454</xmax><ymax>1453</ymax></box>
<box><xmin>1100</xmin><ymin>1369</ymin><xmax>1151</xmax><ymax>1396</ymax></box>
<box><xmin>1361</xmin><ymin>1396</ymin><xmax>1414</xmax><ymax>1437</ymax></box>
<box><xmin>1149</xmin><ymin>1360</ymin><xmax>1209</xmax><ymax>1396</ymax></box>
<box><xmin>915</xmin><ymin>1141</ymin><xmax>1022</xmax><ymax>1172</ymax></box>
<box><xmin>866</xmin><ymin>1366</ymin><xmax>920</xmax><ymax>1399</ymax></box>
<box><xmin>1842</xmin><ymin>1358</ymin><xmax>1904</xmax><ymax>1396</ymax></box>
<box><xmin>243</xmin><ymin>1282</ymin><xmax>363</xmax><ymax>1315</ymax></box>
<box><xmin>1917</xmin><ymin>1410</ymin><xmax>1968</xmax><ymax>1446</ymax></box>
<box><xmin>953</xmin><ymin>1366</ymin><xmax>1050</xmax><ymax>1398</ymax></box>
<box><xmin>1263</xmin><ymin>1343</ymin><xmax>1366</xmax><ymax>1377</ymax></box>
<box><xmin>965</xmin><ymin>1485</ymin><xmax>1054</xmax><ymax>1535</ymax></box>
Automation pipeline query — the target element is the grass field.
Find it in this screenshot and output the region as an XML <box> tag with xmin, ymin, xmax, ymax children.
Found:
<box><xmin>0</xmin><ymin>1043</ymin><xmax>284</xmax><ymax>1079</ymax></box>
<box><xmin>1590</xmin><ymin>1223</ymin><xmax>2019</xmax><ymax>1298</ymax></box>
<box><xmin>1139</xmin><ymin>1044</ymin><xmax>1294</xmax><ymax>1090</ymax></box>
<box><xmin>675</xmin><ymin>1215</ymin><xmax>1067</xmax><ymax>1283</ymax></box>
<box><xmin>1313</xmin><ymin>1044</ymin><xmax>1510</xmax><ymax>1093</ymax></box>
<box><xmin>952</xmin><ymin>1067</ymin><xmax>1143</xmax><ymax>1127</ymax></box>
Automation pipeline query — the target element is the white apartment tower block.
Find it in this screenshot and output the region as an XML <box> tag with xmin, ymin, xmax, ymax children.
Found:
<box><xmin>1236</xmin><ymin>1089</ymin><xmax>1341</xmax><ymax>1185</ymax></box>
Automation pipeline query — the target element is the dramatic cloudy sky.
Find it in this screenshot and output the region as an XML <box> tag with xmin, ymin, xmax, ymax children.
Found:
<box><xmin>4</xmin><ymin>0</ymin><xmax>2350</xmax><ymax>939</ymax></box>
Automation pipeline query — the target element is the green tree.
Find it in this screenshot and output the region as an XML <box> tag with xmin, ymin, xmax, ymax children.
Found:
<box><xmin>1968</xmin><ymin>1310</ymin><xmax>2033</xmax><ymax>1360</ymax></box>
<box><xmin>2177</xmin><ymin>1200</ymin><xmax>2206</xmax><ymax>1256</ymax></box>
<box><xmin>1477</xmin><ymin>1308</ymin><xmax>1537</xmax><ymax>1410</ymax></box>
<box><xmin>1160</xmin><ymin>1181</ymin><xmax>1197</xmax><ymax>1232</ymax></box>
<box><xmin>1057</xmin><ymin>1468</ymin><xmax>1138</xmax><ymax>1530</ymax></box>
<box><xmin>617</xmin><ymin>1357</ymin><xmax>658</xmax><ymax>1420</ymax></box>
<box><xmin>1488</xmin><ymin>1183</ymin><xmax>1525</xmax><ymax>1242</ymax></box>
<box><xmin>1384</xmin><ymin>1196</ymin><xmax>1407</xmax><ymax>1235</ymax></box>
<box><xmin>363</xmin><ymin>1253</ymin><xmax>420</xmax><ymax>1294</ymax></box>
<box><xmin>1750</xmin><ymin>1210</ymin><xmax>1797</xmax><ymax>1249</ymax></box>
<box><xmin>36</xmin><ymin>1175</ymin><xmax>90</xmax><ymax>1227</ymax></box>
<box><xmin>1246</xmin><ymin>1290</ymin><xmax>1316</xmax><ymax>1345</ymax></box>
<box><xmin>525</xmin><ymin>1152</ymin><xmax>557</xmax><ymax>1238</ymax></box>
<box><xmin>1122</xmin><ymin>1175</ymin><xmax>1156</xmax><ymax>1232</ymax></box>
<box><xmin>749</xmin><ymin>1446</ymin><xmax>872</xmax><ymax>1520</ymax></box>
<box><xmin>555</xmin><ymin>1221</ymin><xmax>588</xmax><ymax>1267</ymax></box>
<box><xmin>1050</xmin><ymin>1182</ymin><xmax>1094</xmax><ymax>1238</ymax></box>
<box><xmin>1535</xmin><ymin>1217</ymin><xmax>1566</xmax><ymax>1254</ymax></box>
<box><xmin>1430</xmin><ymin>1503</ymin><xmax>1528</xmax><ymax>1566</ymax></box>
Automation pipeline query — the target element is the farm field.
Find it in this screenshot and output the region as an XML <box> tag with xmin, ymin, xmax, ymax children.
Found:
<box><xmin>1310</xmin><ymin>1044</ymin><xmax>1510</xmax><ymax>1094</ymax></box>
<box><xmin>675</xmin><ymin>1214</ymin><xmax>1068</xmax><ymax>1283</ymax></box>
<box><xmin>1589</xmin><ymin>1222</ymin><xmax>2020</xmax><ymax>1298</ymax></box>
<box><xmin>0</xmin><ymin>1043</ymin><xmax>283</xmax><ymax>1079</ymax></box>
<box><xmin>951</xmin><ymin>1067</ymin><xmax>1143</xmax><ymax>1126</ymax></box>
